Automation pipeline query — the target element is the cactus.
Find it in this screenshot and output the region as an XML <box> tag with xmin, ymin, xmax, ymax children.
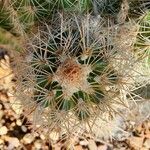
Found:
<box><xmin>14</xmin><ymin>15</ymin><xmax>114</xmax><ymax>136</ymax></box>
<box><xmin>0</xmin><ymin>0</ymin><xmax>149</xmax><ymax>145</ymax></box>
<box><xmin>54</xmin><ymin>0</ymin><xmax>92</xmax><ymax>13</ymax></box>
<box><xmin>50</xmin><ymin>0</ymin><xmax>124</xmax><ymax>18</ymax></box>
<box><xmin>13</xmin><ymin>12</ymin><xmax>150</xmax><ymax>141</ymax></box>
<box><xmin>0</xmin><ymin>27</ymin><xmax>23</xmax><ymax>51</ymax></box>
<box><xmin>92</xmin><ymin>0</ymin><xmax>123</xmax><ymax>16</ymax></box>
<box><xmin>130</xmin><ymin>10</ymin><xmax>150</xmax><ymax>99</ymax></box>
<box><xmin>0</xmin><ymin>0</ymin><xmax>52</xmax><ymax>36</ymax></box>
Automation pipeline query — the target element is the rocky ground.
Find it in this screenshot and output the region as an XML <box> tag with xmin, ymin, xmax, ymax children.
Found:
<box><xmin>0</xmin><ymin>51</ymin><xmax>150</xmax><ymax>150</ymax></box>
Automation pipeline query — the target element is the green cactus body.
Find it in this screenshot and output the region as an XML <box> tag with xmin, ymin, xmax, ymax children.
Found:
<box><xmin>0</xmin><ymin>0</ymin><xmax>52</xmax><ymax>35</ymax></box>
<box><xmin>134</xmin><ymin>11</ymin><xmax>150</xmax><ymax>61</ymax></box>
<box><xmin>55</xmin><ymin>0</ymin><xmax>92</xmax><ymax>13</ymax></box>
<box><xmin>52</xmin><ymin>0</ymin><xmax>123</xmax><ymax>16</ymax></box>
<box><xmin>31</xmin><ymin>31</ymin><xmax>107</xmax><ymax>120</ymax></box>
<box><xmin>15</xmin><ymin>16</ymin><xmax>123</xmax><ymax>138</ymax></box>
<box><xmin>0</xmin><ymin>27</ymin><xmax>23</xmax><ymax>51</ymax></box>
<box><xmin>6</xmin><ymin>0</ymin><xmax>150</xmax><ymax>142</ymax></box>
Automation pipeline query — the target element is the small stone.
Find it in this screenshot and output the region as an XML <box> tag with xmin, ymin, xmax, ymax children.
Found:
<box><xmin>98</xmin><ymin>145</ymin><xmax>108</xmax><ymax>150</ymax></box>
<box><xmin>0</xmin><ymin>93</ymin><xmax>8</xmax><ymax>102</ymax></box>
<box><xmin>10</xmin><ymin>99</ymin><xmax>23</xmax><ymax>115</ymax></box>
<box><xmin>0</xmin><ymin>139</ymin><xmax>4</xmax><ymax>144</ymax></box>
<box><xmin>10</xmin><ymin>122</ymin><xmax>16</xmax><ymax>127</ymax></box>
<box><xmin>21</xmin><ymin>125</ymin><xmax>27</xmax><ymax>132</ymax></box>
<box><xmin>34</xmin><ymin>140</ymin><xmax>42</xmax><ymax>149</ymax></box>
<box><xmin>0</xmin><ymin>110</ymin><xmax>4</xmax><ymax>120</ymax></box>
<box><xmin>140</xmin><ymin>148</ymin><xmax>149</xmax><ymax>150</ymax></box>
<box><xmin>23</xmin><ymin>133</ymin><xmax>34</xmax><ymax>144</ymax></box>
<box><xmin>0</xmin><ymin>126</ymin><xmax>8</xmax><ymax>135</ymax></box>
<box><xmin>0</xmin><ymin>145</ymin><xmax>4</xmax><ymax>149</ymax></box>
<box><xmin>0</xmin><ymin>104</ymin><xmax>2</xmax><ymax>110</ymax></box>
<box><xmin>129</xmin><ymin>136</ymin><xmax>144</xmax><ymax>148</ymax></box>
<box><xmin>16</xmin><ymin>119</ymin><xmax>22</xmax><ymax>126</ymax></box>
<box><xmin>49</xmin><ymin>132</ymin><xmax>59</xmax><ymax>142</ymax></box>
<box><xmin>74</xmin><ymin>145</ymin><xmax>83</xmax><ymax>150</ymax></box>
<box><xmin>144</xmin><ymin>139</ymin><xmax>150</xmax><ymax>149</ymax></box>
<box><xmin>88</xmin><ymin>140</ymin><xmax>97</xmax><ymax>150</ymax></box>
<box><xmin>79</xmin><ymin>140</ymin><xmax>89</xmax><ymax>146</ymax></box>
<box><xmin>40</xmin><ymin>134</ymin><xmax>45</xmax><ymax>140</ymax></box>
<box><xmin>10</xmin><ymin>117</ymin><xmax>15</xmax><ymax>121</ymax></box>
<box><xmin>6</xmin><ymin>137</ymin><xmax>20</xmax><ymax>149</ymax></box>
<box><xmin>1</xmin><ymin>119</ymin><xmax>5</xmax><ymax>124</ymax></box>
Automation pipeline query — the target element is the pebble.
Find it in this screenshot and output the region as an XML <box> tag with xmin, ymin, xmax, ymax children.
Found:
<box><xmin>6</xmin><ymin>137</ymin><xmax>20</xmax><ymax>149</ymax></box>
<box><xmin>98</xmin><ymin>145</ymin><xmax>108</xmax><ymax>150</ymax></box>
<box><xmin>0</xmin><ymin>93</ymin><xmax>8</xmax><ymax>102</ymax></box>
<box><xmin>1</xmin><ymin>119</ymin><xmax>5</xmax><ymax>124</ymax></box>
<box><xmin>21</xmin><ymin>125</ymin><xmax>27</xmax><ymax>132</ymax></box>
<box><xmin>0</xmin><ymin>145</ymin><xmax>4</xmax><ymax>149</ymax></box>
<box><xmin>74</xmin><ymin>145</ymin><xmax>83</xmax><ymax>150</ymax></box>
<box><xmin>40</xmin><ymin>134</ymin><xmax>46</xmax><ymax>140</ymax></box>
<box><xmin>79</xmin><ymin>140</ymin><xmax>89</xmax><ymax>146</ymax></box>
<box><xmin>11</xmin><ymin>100</ymin><xmax>23</xmax><ymax>115</ymax></box>
<box><xmin>10</xmin><ymin>122</ymin><xmax>16</xmax><ymax>127</ymax></box>
<box><xmin>0</xmin><ymin>110</ymin><xmax>4</xmax><ymax>120</ymax></box>
<box><xmin>16</xmin><ymin>119</ymin><xmax>22</xmax><ymax>126</ymax></box>
<box><xmin>34</xmin><ymin>140</ymin><xmax>42</xmax><ymax>149</ymax></box>
<box><xmin>0</xmin><ymin>104</ymin><xmax>2</xmax><ymax>110</ymax></box>
<box><xmin>129</xmin><ymin>136</ymin><xmax>144</xmax><ymax>148</ymax></box>
<box><xmin>140</xmin><ymin>148</ymin><xmax>149</xmax><ymax>150</ymax></box>
<box><xmin>10</xmin><ymin>116</ymin><xmax>15</xmax><ymax>121</ymax></box>
<box><xmin>49</xmin><ymin>132</ymin><xmax>59</xmax><ymax>142</ymax></box>
<box><xmin>88</xmin><ymin>140</ymin><xmax>97</xmax><ymax>150</ymax></box>
<box><xmin>144</xmin><ymin>138</ymin><xmax>150</xmax><ymax>149</ymax></box>
<box><xmin>22</xmin><ymin>133</ymin><xmax>35</xmax><ymax>144</ymax></box>
<box><xmin>0</xmin><ymin>126</ymin><xmax>8</xmax><ymax>135</ymax></box>
<box><xmin>0</xmin><ymin>139</ymin><xmax>4</xmax><ymax>144</ymax></box>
